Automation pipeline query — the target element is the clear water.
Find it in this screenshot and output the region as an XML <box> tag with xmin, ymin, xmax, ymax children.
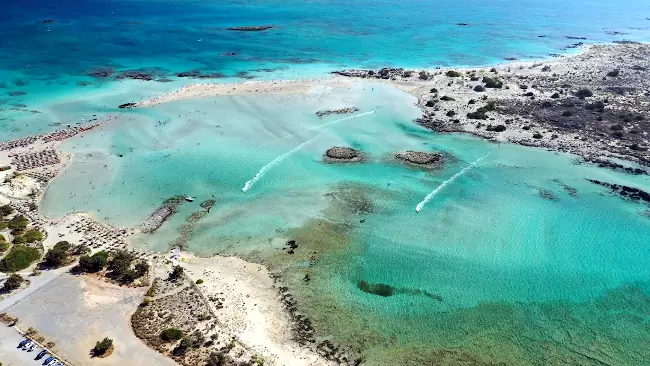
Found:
<box><xmin>6</xmin><ymin>0</ymin><xmax>650</xmax><ymax>363</ymax></box>
<box><xmin>39</xmin><ymin>82</ymin><xmax>650</xmax><ymax>365</ymax></box>
<box><xmin>2</xmin><ymin>0</ymin><xmax>650</xmax><ymax>139</ymax></box>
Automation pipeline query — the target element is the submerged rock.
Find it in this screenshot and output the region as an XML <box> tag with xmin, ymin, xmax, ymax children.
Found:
<box><xmin>176</xmin><ymin>70</ymin><xmax>225</xmax><ymax>79</ymax></box>
<box><xmin>323</xmin><ymin>147</ymin><xmax>364</xmax><ymax>163</ymax></box>
<box><xmin>358</xmin><ymin>280</ymin><xmax>394</xmax><ymax>297</ymax></box>
<box><xmin>116</xmin><ymin>70</ymin><xmax>160</xmax><ymax>81</ymax></box>
<box><xmin>538</xmin><ymin>189</ymin><xmax>558</xmax><ymax>201</ymax></box>
<box><xmin>118</xmin><ymin>102</ymin><xmax>137</xmax><ymax>109</ymax></box>
<box><xmin>226</xmin><ymin>26</ymin><xmax>273</xmax><ymax>31</ymax></box>
<box><xmin>87</xmin><ymin>67</ymin><xmax>114</xmax><ymax>78</ymax></box>
<box><xmin>588</xmin><ymin>179</ymin><xmax>650</xmax><ymax>203</ymax></box>
<box><xmin>315</xmin><ymin>107</ymin><xmax>359</xmax><ymax>118</ymax></box>
<box><xmin>395</xmin><ymin>151</ymin><xmax>443</xmax><ymax>169</ymax></box>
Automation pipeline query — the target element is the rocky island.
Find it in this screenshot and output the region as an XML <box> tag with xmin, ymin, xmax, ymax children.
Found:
<box><xmin>395</xmin><ymin>151</ymin><xmax>443</xmax><ymax>169</ymax></box>
<box><xmin>323</xmin><ymin>147</ymin><xmax>364</xmax><ymax>163</ymax></box>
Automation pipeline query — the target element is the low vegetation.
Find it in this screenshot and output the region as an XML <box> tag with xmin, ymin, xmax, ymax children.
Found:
<box><xmin>1</xmin><ymin>273</ymin><xmax>23</xmax><ymax>292</ymax></box>
<box><xmin>92</xmin><ymin>337</ymin><xmax>114</xmax><ymax>357</ymax></box>
<box><xmin>445</xmin><ymin>70</ymin><xmax>462</xmax><ymax>77</ymax></box>
<box><xmin>13</xmin><ymin>228</ymin><xmax>43</xmax><ymax>244</ymax></box>
<box><xmin>78</xmin><ymin>250</ymin><xmax>109</xmax><ymax>273</ymax></box>
<box><xmin>467</xmin><ymin>101</ymin><xmax>497</xmax><ymax>120</ymax></box>
<box><xmin>160</xmin><ymin>327</ymin><xmax>183</xmax><ymax>342</ymax></box>
<box><xmin>169</xmin><ymin>265</ymin><xmax>184</xmax><ymax>281</ymax></box>
<box><xmin>0</xmin><ymin>245</ymin><xmax>41</xmax><ymax>272</ymax></box>
<box><xmin>482</xmin><ymin>76</ymin><xmax>503</xmax><ymax>88</ymax></box>
<box><xmin>105</xmin><ymin>250</ymin><xmax>149</xmax><ymax>284</ymax></box>
<box><xmin>7</xmin><ymin>215</ymin><xmax>28</xmax><ymax>231</ymax></box>
<box><xmin>0</xmin><ymin>205</ymin><xmax>14</xmax><ymax>217</ymax></box>
<box><xmin>43</xmin><ymin>241</ymin><xmax>73</xmax><ymax>267</ymax></box>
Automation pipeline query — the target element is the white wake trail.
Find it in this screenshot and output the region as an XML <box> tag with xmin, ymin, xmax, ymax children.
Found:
<box><xmin>242</xmin><ymin>111</ymin><xmax>376</xmax><ymax>192</ymax></box>
<box><xmin>242</xmin><ymin>136</ymin><xmax>319</xmax><ymax>192</ymax></box>
<box><xmin>415</xmin><ymin>153</ymin><xmax>489</xmax><ymax>212</ymax></box>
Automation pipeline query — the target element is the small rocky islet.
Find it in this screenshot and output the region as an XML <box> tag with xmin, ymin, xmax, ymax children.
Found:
<box><xmin>395</xmin><ymin>150</ymin><xmax>444</xmax><ymax>169</ymax></box>
<box><xmin>315</xmin><ymin>107</ymin><xmax>359</xmax><ymax>118</ymax></box>
<box><xmin>323</xmin><ymin>147</ymin><xmax>364</xmax><ymax>163</ymax></box>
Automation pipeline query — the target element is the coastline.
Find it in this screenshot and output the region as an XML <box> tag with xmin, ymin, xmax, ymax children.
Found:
<box><xmin>1</xmin><ymin>41</ymin><xmax>649</xmax><ymax>365</ymax></box>
<box><xmin>129</xmin><ymin>42</ymin><xmax>650</xmax><ymax>169</ymax></box>
<box><xmin>0</xmin><ymin>120</ymin><xmax>332</xmax><ymax>365</ymax></box>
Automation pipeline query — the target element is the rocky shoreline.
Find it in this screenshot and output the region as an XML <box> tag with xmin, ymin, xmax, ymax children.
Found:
<box><xmin>333</xmin><ymin>43</ymin><xmax>650</xmax><ymax>170</ymax></box>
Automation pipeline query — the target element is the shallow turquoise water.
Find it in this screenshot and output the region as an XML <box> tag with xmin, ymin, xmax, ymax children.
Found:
<box><xmin>6</xmin><ymin>0</ymin><xmax>650</xmax><ymax>362</ymax></box>
<box><xmin>40</xmin><ymin>82</ymin><xmax>650</xmax><ymax>364</ymax></box>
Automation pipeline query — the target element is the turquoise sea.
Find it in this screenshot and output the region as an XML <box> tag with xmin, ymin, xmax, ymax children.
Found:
<box><xmin>4</xmin><ymin>0</ymin><xmax>650</xmax><ymax>364</ymax></box>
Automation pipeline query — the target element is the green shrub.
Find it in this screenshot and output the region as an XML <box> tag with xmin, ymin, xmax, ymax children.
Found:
<box><xmin>0</xmin><ymin>221</ymin><xmax>7</xmax><ymax>230</ymax></box>
<box><xmin>473</xmin><ymin>85</ymin><xmax>485</xmax><ymax>92</ymax></box>
<box><xmin>0</xmin><ymin>245</ymin><xmax>40</xmax><ymax>272</ymax></box>
<box><xmin>482</xmin><ymin>76</ymin><xmax>503</xmax><ymax>88</ymax></box>
<box><xmin>439</xmin><ymin>95</ymin><xmax>455</xmax><ymax>101</ymax></box>
<box><xmin>160</xmin><ymin>328</ymin><xmax>183</xmax><ymax>342</ymax></box>
<box><xmin>0</xmin><ymin>242</ymin><xmax>9</xmax><ymax>253</ymax></box>
<box><xmin>196</xmin><ymin>279</ymin><xmax>204</xmax><ymax>285</ymax></box>
<box><xmin>92</xmin><ymin>337</ymin><xmax>113</xmax><ymax>356</ymax></box>
<box><xmin>8</xmin><ymin>215</ymin><xmax>28</xmax><ymax>231</ymax></box>
<box><xmin>108</xmin><ymin>250</ymin><xmax>134</xmax><ymax>279</ymax></box>
<box><xmin>22</xmin><ymin>229</ymin><xmax>43</xmax><ymax>243</ymax></box>
<box><xmin>486</xmin><ymin>125</ymin><xmax>507</xmax><ymax>132</ymax></box>
<box><xmin>575</xmin><ymin>88</ymin><xmax>593</xmax><ymax>99</ymax></box>
<box><xmin>0</xmin><ymin>205</ymin><xmax>13</xmax><ymax>217</ymax></box>
<box><xmin>74</xmin><ymin>244</ymin><xmax>91</xmax><ymax>256</ymax></box>
<box><xmin>78</xmin><ymin>251</ymin><xmax>109</xmax><ymax>273</ymax></box>
<box><xmin>169</xmin><ymin>265</ymin><xmax>184</xmax><ymax>280</ymax></box>
<box><xmin>2</xmin><ymin>273</ymin><xmax>23</xmax><ymax>292</ymax></box>
<box><xmin>446</xmin><ymin>70</ymin><xmax>462</xmax><ymax>77</ymax></box>
<box><xmin>44</xmin><ymin>241</ymin><xmax>72</xmax><ymax>267</ymax></box>
<box><xmin>467</xmin><ymin>111</ymin><xmax>488</xmax><ymax>120</ymax></box>
<box><xmin>135</xmin><ymin>261</ymin><xmax>150</xmax><ymax>277</ymax></box>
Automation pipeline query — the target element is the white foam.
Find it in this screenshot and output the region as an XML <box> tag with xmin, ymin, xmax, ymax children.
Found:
<box><xmin>415</xmin><ymin>154</ymin><xmax>489</xmax><ymax>212</ymax></box>
<box><xmin>242</xmin><ymin>136</ymin><xmax>320</xmax><ymax>192</ymax></box>
<box><xmin>242</xmin><ymin>111</ymin><xmax>376</xmax><ymax>192</ymax></box>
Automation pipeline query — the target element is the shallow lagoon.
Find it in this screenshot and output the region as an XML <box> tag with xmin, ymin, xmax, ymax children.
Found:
<box><xmin>41</xmin><ymin>82</ymin><xmax>650</xmax><ymax>364</ymax></box>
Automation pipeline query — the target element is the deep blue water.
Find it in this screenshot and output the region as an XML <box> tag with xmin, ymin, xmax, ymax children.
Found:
<box><xmin>2</xmin><ymin>0</ymin><xmax>650</xmax><ymax>81</ymax></box>
<box><xmin>1</xmin><ymin>0</ymin><xmax>650</xmax><ymax>140</ymax></box>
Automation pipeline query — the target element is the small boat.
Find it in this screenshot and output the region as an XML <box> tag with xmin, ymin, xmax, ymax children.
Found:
<box><xmin>185</xmin><ymin>196</ymin><xmax>194</xmax><ymax>202</ymax></box>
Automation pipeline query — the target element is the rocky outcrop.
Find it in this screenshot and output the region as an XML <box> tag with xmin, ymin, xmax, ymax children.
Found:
<box><xmin>315</xmin><ymin>107</ymin><xmax>359</xmax><ymax>118</ymax></box>
<box><xmin>176</xmin><ymin>70</ymin><xmax>225</xmax><ymax>79</ymax></box>
<box><xmin>116</xmin><ymin>70</ymin><xmax>164</xmax><ymax>81</ymax></box>
<box><xmin>226</xmin><ymin>26</ymin><xmax>273</xmax><ymax>31</ymax></box>
<box><xmin>333</xmin><ymin>68</ymin><xmax>407</xmax><ymax>80</ymax></box>
<box><xmin>87</xmin><ymin>67</ymin><xmax>114</xmax><ymax>78</ymax></box>
<box><xmin>395</xmin><ymin>151</ymin><xmax>443</xmax><ymax>169</ymax></box>
<box><xmin>140</xmin><ymin>196</ymin><xmax>185</xmax><ymax>233</ymax></box>
<box><xmin>588</xmin><ymin>179</ymin><xmax>650</xmax><ymax>203</ymax></box>
<box><xmin>118</xmin><ymin>102</ymin><xmax>137</xmax><ymax>109</ymax></box>
<box><xmin>323</xmin><ymin>147</ymin><xmax>364</xmax><ymax>163</ymax></box>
